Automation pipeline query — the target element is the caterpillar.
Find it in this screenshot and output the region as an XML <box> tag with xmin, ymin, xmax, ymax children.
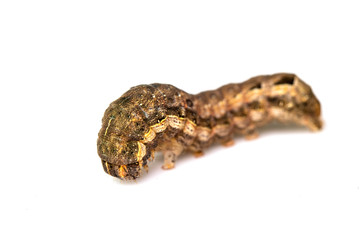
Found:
<box><xmin>97</xmin><ymin>73</ymin><xmax>322</xmax><ymax>180</ymax></box>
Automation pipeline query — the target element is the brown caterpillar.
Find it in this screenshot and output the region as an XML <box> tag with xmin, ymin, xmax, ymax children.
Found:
<box><xmin>97</xmin><ymin>73</ymin><xmax>322</xmax><ymax>180</ymax></box>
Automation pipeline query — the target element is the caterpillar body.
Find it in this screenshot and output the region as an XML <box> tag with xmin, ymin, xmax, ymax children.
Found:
<box><xmin>97</xmin><ymin>73</ymin><xmax>322</xmax><ymax>180</ymax></box>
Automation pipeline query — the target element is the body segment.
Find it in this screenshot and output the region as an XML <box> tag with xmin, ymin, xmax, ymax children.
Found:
<box><xmin>97</xmin><ymin>73</ymin><xmax>322</xmax><ymax>180</ymax></box>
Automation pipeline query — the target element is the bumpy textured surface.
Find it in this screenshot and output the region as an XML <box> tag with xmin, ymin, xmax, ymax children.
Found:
<box><xmin>97</xmin><ymin>73</ymin><xmax>322</xmax><ymax>180</ymax></box>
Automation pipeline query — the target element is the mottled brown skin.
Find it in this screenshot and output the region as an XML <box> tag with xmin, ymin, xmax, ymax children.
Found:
<box><xmin>97</xmin><ymin>73</ymin><xmax>322</xmax><ymax>180</ymax></box>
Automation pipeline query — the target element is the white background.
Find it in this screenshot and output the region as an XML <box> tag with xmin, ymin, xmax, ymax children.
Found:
<box><xmin>1</xmin><ymin>1</ymin><xmax>359</xmax><ymax>239</ymax></box>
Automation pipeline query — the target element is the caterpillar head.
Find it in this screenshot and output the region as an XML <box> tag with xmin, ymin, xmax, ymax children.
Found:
<box><xmin>268</xmin><ymin>74</ymin><xmax>323</xmax><ymax>131</ymax></box>
<box><xmin>97</xmin><ymin>138</ymin><xmax>147</xmax><ymax>180</ymax></box>
<box><xmin>97</xmin><ymin>97</ymin><xmax>151</xmax><ymax>180</ymax></box>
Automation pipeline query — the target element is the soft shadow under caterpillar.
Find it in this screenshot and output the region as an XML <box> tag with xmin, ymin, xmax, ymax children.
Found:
<box><xmin>97</xmin><ymin>73</ymin><xmax>322</xmax><ymax>180</ymax></box>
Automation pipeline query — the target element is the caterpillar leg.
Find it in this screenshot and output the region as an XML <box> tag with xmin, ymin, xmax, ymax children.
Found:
<box><xmin>244</xmin><ymin>129</ymin><xmax>259</xmax><ymax>140</ymax></box>
<box><xmin>221</xmin><ymin>139</ymin><xmax>235</xmax><ymax>147</ymax></box>
<box><xmin>192</xmin><ymin>150</ymin><xmax>204</xmax><ymax>158</ymax></box>
<box><xmin>160</xmin><ymin>138</ymin><xmax>184</xmax><ymax>170</ymax></box>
